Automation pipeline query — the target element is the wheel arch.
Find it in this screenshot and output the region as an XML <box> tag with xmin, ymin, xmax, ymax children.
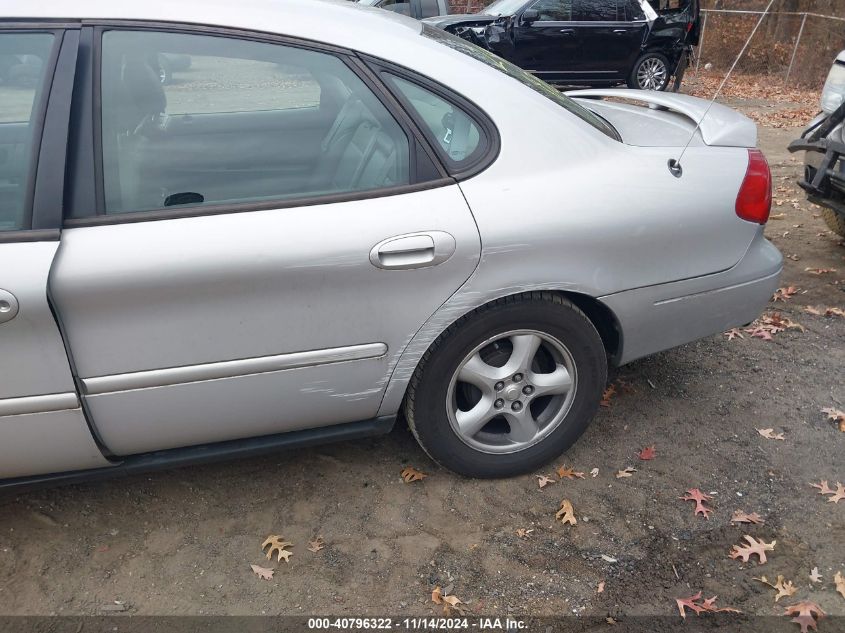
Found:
<box><xmin>377</xmin><ymin>289</ymin><xmax>623</xmax><ymax>418</ymax></box>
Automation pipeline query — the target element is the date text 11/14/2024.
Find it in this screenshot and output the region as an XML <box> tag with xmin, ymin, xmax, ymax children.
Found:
<box><xmin>307</xmin><ymin>617</ymin><xmax>527</xmax><ymax>630</ymax></box>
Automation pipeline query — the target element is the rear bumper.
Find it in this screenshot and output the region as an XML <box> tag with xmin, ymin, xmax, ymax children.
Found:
<box><xmin>601</xmin><ymin>231</ymin><xmax>783</xmax><ymax>365</ymax></box>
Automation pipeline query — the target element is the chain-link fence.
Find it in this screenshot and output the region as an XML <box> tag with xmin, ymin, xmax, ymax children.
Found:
<box><xmin>695</xmin><ymin>9</ymin><xmax>845</xmax><ymax>87</ymax></box>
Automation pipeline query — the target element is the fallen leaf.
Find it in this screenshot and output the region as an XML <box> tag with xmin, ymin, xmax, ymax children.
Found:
<box><xmin>757</xmin><ymin>428</ymin><xmax>786</xmax><ymax>441</ymax></box>
<box><xmin>636</xmin><ymin>446</ymin><xmax>656</xmax><ymax>461</ymax></box>
<box><xmin>515</xmin><ymin>528</ymin><xmax>533</xmax><ymax>539</ymax></box>
<box><xmin>680</xmin><ymin>488</ymin><xmax>713</xmax><ymax>519</ymax></box>
<box><xmin>828</xmin><ymin>483</ymin><xmax>845</xmax><ymax>504</ymax></box>
<box><xmin>731</xmin><ymin>510</ymin><xmax>764</xmax><ymax>525</ymax></box>
<box><xmin>755</xmin><ymin>575</ymin><xmax>797</xmax><ymax>602</ymax></box>
<box><xmin>597</xmin><ymin>581</ymin><xmax>605</xmax><ymax>594</ymax></box>
<box><xmin>834</xmin><ymin>571</ymin><xmax>845</xmax><ymax>600</ymax></box>
<box><xmin>809</xmin><ymin>567</ymin><xmax>823</xmax><ymax>583</ymax></box>
<box><xmin>555</xmin><ymin>499</ymin><xmax>576</xmax><ymax>526</ymax></box>
<box><xmin>400</xmin><ymin>466</ymin><xmax>428</xmax><ymax>483</ymax></box>
<box><xmin>746</xmin><ymin>312</ymin><xmax>805</xmax><ymax>340</ymax></box>
<box><xmin>250</xmin><ymin>564</ymin><xmax>274</xmax><ymax>580</ymax></box>
<box><xmin>431</xmin><ymin>586</ymin><xmax>443</xmax><ymax>605</ymax></box>
<box><xmin>536</xmin><ymin>474</ymin><xmax>555</xmax><ymax>489</ymax></box>
<box><xmin>307</xmin><ymin>536</ymin><xmax>325</xmax><ymax>553</ymax></box>
<box><xmin>600</xmin><ymin>384</ymin><xmax>616</xmax><ymax>407</ymax></box>
<box><xmin>807</xmin><ymin>306</ymin><xmax>845</xmax><ymax>318</ymax></box>
<box><xmin>590</xmin><ymin>468</ymin><xmax>599</xmax><ymax>478</ymax></box>
<box><xmin>729</xmin><ymin>535</ymin><xmax>776</xmax><ymax>565</ymax></box>
<box><xmin>822</xmin><ymin>407</ymin><xmax>845</xmax><ymax>432</ymax></box>
<box><xmin>441</xmin><ymin>593</ymin><xmax>467</xmax><ymax>616</ymax></box>
<box><xmin>724</xmin><ymin>328</ymin><xmax>745</xmax><ymax>340</ymax></box>
<box><xmin>676</xmin><ymin>591</ymin><xmax>705</xmax><ymax>619</ymax></box>
<box><xmin>747</xmin><ymin>327</ymin><xmax>774</xmax><ymax>341</ymax></box>
<box><xmin>805</xmin><ymin>267</ymin><xmax>837</xmax><ymax>275</ymax></box>
<box><xmin>701</xmin><ymin>596</ymin><xmax>742</xmax><ymax>614</ymax></box>
<box><xmin>783</xmin><ymin>601</ymin><xmax>825</xmax><ymax>633</ymax></box>
<box><xmin>261</xmin><ymin>535</ymin><xmax>293</xmax><ymax>563</ymax></box>
<box><xmin>674</xmin><ymin>591</ymin><xmax>740</xmax><ymax>618</ymax></box>
<box><xmin>810</xmin><ymin>480</ymin><xmax>835</xmax><ymax>495</ymax></box>
<box><xmin>773</xmin><ymin>286</ymin><xmax>800</xmax><ymax>302</ymax></box>
<box><xmin>556</xmin><ymin>465</ymin><xmax>585</xmax><ymax>480</ymax></box>
<box><xmin>615</xmin><ymin>467</ymin><xmax>636</xmax><ymax>479</ymax></box>
<box><xmin>431</xmin><ymin>586</ymin><xmax>467</xmax><ymax>615</ymax></box>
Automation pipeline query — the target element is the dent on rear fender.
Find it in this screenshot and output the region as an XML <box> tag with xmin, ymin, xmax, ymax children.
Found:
<box><xmin>375</xmin><ymin>277</ymin><xmax>613</xmax><ymax>417</ymax></box>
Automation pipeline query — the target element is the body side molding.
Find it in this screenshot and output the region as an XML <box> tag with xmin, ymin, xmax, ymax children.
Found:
<box><xmin>82</xmin><ymin>343</ymin><xmax>388</xmax><ymax>395</ymax></box>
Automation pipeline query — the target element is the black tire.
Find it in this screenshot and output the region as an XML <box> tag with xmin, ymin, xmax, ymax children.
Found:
<box><xmin>627</xmin><ymin>52</ymin><xmax>671</xmax><ymax>91</ymax></box>
<box><xmin>404</xmin><ymin>292</ymin><xmax>607</xmax><ymax>478</ymax></box>
<box><xmin>821</xmin><ymin>208</ymin><xmax>845</xmax><ymax>238</ymax></box>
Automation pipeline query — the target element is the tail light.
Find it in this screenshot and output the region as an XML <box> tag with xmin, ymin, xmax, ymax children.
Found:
<box><xmin>735</xmin><ymin>149</ymin><xmax>772</xmax><ymax>224</ymax></box>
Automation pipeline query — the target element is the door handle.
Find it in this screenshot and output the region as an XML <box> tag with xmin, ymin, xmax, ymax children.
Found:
<box><xmin>0</xmin><ymin>289</ymin><xmax>19</xmax><ymax>325</ymax></box>
<box><xmin>369</xmin><ymin>231</ymin><xmax>456</xmax><ymax>270</ymax></box>
<box><xmin>613</xmin><ymin>29</ymin><xmax>628</xmax><ymax>34</ymax></box>
<box><xmin>559</xmin><ymin>29</ymin><xmax>575</xmax><ymax>35</ymax></box>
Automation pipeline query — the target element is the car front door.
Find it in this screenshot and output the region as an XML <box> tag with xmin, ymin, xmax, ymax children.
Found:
<box><xmin>510</xmin><ymin>0</ymin><xmax>581</xmax><ymax>81</ymax></box>
<box><xmin>49</xmin><ymin>26</ymin><xmax>483</xmax><ymax>456</ymax></box>
<box><xmin>574</xmin><ymin>0</ymin><xmax>649</xmax><ymax>82</ymax></box>
<box><xmin>0</xmin><ymin>27</ymin><xmax>111</xmax><ymax>479</ymax></box>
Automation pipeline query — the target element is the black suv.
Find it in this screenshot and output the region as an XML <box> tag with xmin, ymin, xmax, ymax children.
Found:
<box><xmin>425</xmin><ymin>0</ymin><xmax>700</xmax><ymax>91</ymax></box>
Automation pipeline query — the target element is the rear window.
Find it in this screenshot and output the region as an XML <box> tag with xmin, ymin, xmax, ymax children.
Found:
<box><xmin>421</xmin><ymin>25</ymin><xmax>619</xmax><ymax>141</ymax></box>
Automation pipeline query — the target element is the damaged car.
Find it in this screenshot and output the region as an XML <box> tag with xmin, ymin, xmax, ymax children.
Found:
<box><xmin>425</xmin><ymin>0</ymin><xmax>700</xmax><ymax>91</ymax></box>
<box><xmin>2</xmin><ymin>0</ymin><xmax>778</xmax><ymax>489</ymax></box>
<box><xmin>789</xmin><ymin>50</ymin><xmax>845</xmax><ymax>237</ymax></box>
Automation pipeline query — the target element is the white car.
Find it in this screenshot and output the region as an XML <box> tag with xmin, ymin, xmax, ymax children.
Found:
<box><xmin>0</xmin><ymin>0</ymin><xmax>780</xmax><ymax>488</ymax></box>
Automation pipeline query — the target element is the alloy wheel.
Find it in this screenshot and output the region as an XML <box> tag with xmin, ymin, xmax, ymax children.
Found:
<box><xmin>637</xmin><ymin>57</ymin><xmax>668</xmax><ymax>90</ymax></box>
<box><xmin>446</xmin><ymin>329</ymin><xmax>578</xmax><ymax>454</ymax></box>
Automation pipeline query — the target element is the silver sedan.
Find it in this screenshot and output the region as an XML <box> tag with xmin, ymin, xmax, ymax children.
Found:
<box><xmin>0</xmin><ymin>0</ymin><xmax>781</xmax><ymax>487</ymax></box>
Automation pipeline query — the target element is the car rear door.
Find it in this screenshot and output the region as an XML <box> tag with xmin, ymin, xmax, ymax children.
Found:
<box><xmin>49</xmin><ymin>25</ymin><xmax>483</xmax><ymax>456</ymax></box>
<box><xmin>0</xmin><ymin>27</ymin><xmax>111</xmax><ymax>479</ymax></box>
<box><xmin>574</xmin><ymin>0</ymin><xmax>648</xmax><ymax>81</ymax></box>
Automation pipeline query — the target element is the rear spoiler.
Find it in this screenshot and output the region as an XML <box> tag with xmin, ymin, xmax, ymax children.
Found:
<box><xmin>567</xmin><ymin>89</ymin><xmax>757</xmax><ymax>148</ymax></box>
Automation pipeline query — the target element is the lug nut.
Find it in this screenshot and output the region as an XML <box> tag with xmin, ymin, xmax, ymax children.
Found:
<box><xmin>494</xmin><ymin>399</ymin><xmax>504</xmax><ymax>409</ymax></box>
<box><xmin>494</xmin><ymin>381</ymin><xmax>505</xmax><ymax>392</ymax></box>
<box><xmin>513</xmin><ymin>373</ymin><xmax>523</xmax><ymax>383</ymax></box>
<box><xmin>511</xmin><ymin>401</ymin><xmax>523</xmax><ymax>412</ymax></box>
<box><xmin>522</xmin><ymin>385</ymin><xmax>534</xmax><ymax>396</ymax></box>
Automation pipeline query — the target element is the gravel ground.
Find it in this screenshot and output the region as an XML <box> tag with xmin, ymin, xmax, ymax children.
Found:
<box><xmin>0</xmin><ymin>96</ymin><xmax>843</xmax><ymax>629</ymax></box>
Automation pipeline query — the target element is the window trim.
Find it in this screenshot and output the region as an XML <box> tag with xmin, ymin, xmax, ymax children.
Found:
<box><xmin>364</xmin><ymin>56</ymin><xmax>501</xmax><ymax>181</ymax></box>
<box><xmin>0</xmin><ymin>26</ymin><xmax>65</xmax><ymax>241</ymax></box>
<box><xmin>63</xmin><ymin>21</ymin><xmax>452</xmax><ymax>226</ymax></box>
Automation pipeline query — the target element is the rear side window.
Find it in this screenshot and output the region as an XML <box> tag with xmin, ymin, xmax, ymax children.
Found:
<box><xmin>573</xmin><ymin>0</ymin><xmax>623</xmax><ymax>21</ymax></box>
<box><xmin>421</xmin><ymin>25</ymin><xmax>619</xmax><ymax>141</ymax></box>
<box><xmin>419</xmin><ymin>0</ymin><xmax>442</xmax><ymax>18</ymax></box>
<box><xmin>626</xmin><ymin>0</ymin><xmax>647</xmax><ymax>20</ymax></box>
<box><xmin>0</xmin><ymin>32</ymin><xmax>54</xmax><ymax>231</ymax></box>
<box><xmin>377</xmin><ymin>0</ymin><xmax>413</xmax><ymax>16</ymax></box>
<box><xmin>528</xmin><ymin>0</ymin><xmax>573</xmax><ymax>21</ymax></box>
<box><xmin>384</xmin><ymin>74</ymin><xmax>484</xmax><ymax>169</ymax></box>
<box><xmin>99</xmin><ymin>30</ymin><xmax>411</xmax><ymax>214</ymax></box>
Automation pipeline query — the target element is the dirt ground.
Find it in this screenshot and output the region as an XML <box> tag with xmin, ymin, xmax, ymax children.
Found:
<box><xmin>0</xmin><ymin>86</ymin><xmax>843</xmax><ymax>628</ymax></box>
